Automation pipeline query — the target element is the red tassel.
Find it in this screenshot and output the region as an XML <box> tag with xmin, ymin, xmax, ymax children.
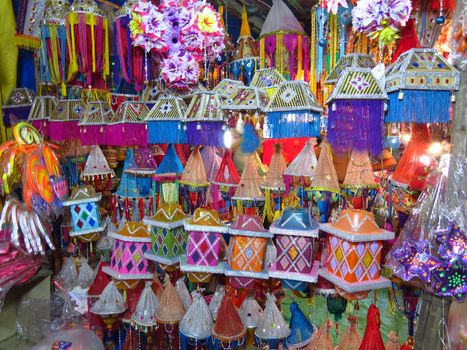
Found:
<box><xmin>392</xmin><ymin>19</ymin><xmax>420</xmax><ymax>62</ymax></box>
<box><xmin>138</xmin><ymin>198</ymin><xmax>144</xmax><ymax>220</ymax></box>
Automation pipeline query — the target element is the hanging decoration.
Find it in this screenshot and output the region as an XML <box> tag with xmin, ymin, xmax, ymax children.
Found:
<box><xmin>2</xmin><ymin>88</ymin><xmax>36</xmax><ymax>128</ymax></box>
<box><xmin>153</xmin><ymin>144</ymin><xmax>184</xmax><ymax>206</ymax></box>
<box><xmin>212</xmin><ymin>294</ymin><xmax>246</xmax><ymax>349</ymax></box>
<box><xmin>179</xmin><ymin>292</ymin><xmax>213</xmax><ymax>350</ymax></box>
<box><xmin>80</xmin><ymin>145</ymin><xmax>115</xmax><ymax>192</ymax></box>
<box><xmin>146</xmin><ymin>96</ymin><xmax>187</xmax><ymax>144</ymax></box>
<box><xmin>213</xmin><ymin>79</ymin><xmax>245</xmax><ymax>100</ymax></box>
<box><xmin>324</xmin><ymin>53</ymin><xmax>376</xmax><ymax>84</ymax></box>
<box><xmin>49</xmin><ymin>99</ymin><xmax>85</xmax><ymax>142</ymax></box>
<box><xmin>287</xmin><ymin>301</ymin><xmax>317</xmax><ymax>348</ymax></box>
<box><xmin>106</xmin><ymin>101</ymin><xmax>149</xmax><ymax>146</ymax></box>
<box><xmin>27</xmin><ymin>96</ymin><xmax>57</xmax><ymax>138</ymax></box>
<box><xmin>78</xmin><ymin>100</ymin><xmax>114</xmax><ymax>146</ymax></box>
<box><xmin>250</xmin><ymin>68</ymin><xmax>286</xmax><ymax>97</ymax></box>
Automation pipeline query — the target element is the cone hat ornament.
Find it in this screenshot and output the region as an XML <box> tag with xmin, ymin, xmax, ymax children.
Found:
<box><xmin>180</xmin><ymin>147</ymin><xmax>209</xmax><ymax>214</ymax></box>
<box><xmin>287</xmin><ymin>301</ymin><xmax>316</xmax><ymax>348</ymax></box>
<box><xmin>156</xmin><ymin>280</ymin><xmax>185</xmax><ymax>324</ymax></box>
<box><xmin>176</xmin><ymin>278</ymin><xmax>192</xmax><ymax>312</ymax></box>
<box><xmin>385</xmin><ymin>331</ymin><xmax>401</xmax><ymax>350</ymax></box>
<box><xmin>78</xmin><ymin>259</ymin><xmax>95</xmax><ymax>289</ymax></box>
<box><xmin>239</xmin><ymin>295</ymin><xmax>263</xmax><ymax>329</ymax></box>
<box><xmin>342</xmin><ymin>149</ymin><xmax>377</xmax><ymax>190</ymax></box>
<box><xmin>230</xmin><ymin>5</ymin><xmax>260</xmax><ymax>84</ymax></box>
<box><xmin>180</xmin><ymin>292</ymin><xmax>213</xmax><ymax>343</ymax></box>
<box><xmin>154</xmin><ymin>144</ymin><xmax>184</xmax><ymax>205</ymax></box>
<box><xmin>132</xmin><ymin>281</ymin><xmax>160</xmax><ymax>328</ymax></box>
<box><xmin>334</xmin><ymin>316</ymin><xmax>362</xmax><ymax>350</ymax></box>
<box><xmin>209</xmin><ymin>285</ymin><xmax>225</xmax><ymax>321</ymax></box>
<box><xmin>255</xmin><ymin>293</ymin><xmax>291</xmax><ymax>348</ymax></box>
<box><xmin>212</xmin><ymin>294</ymin><xmax>246</xmax><ymax>346</ymax></box>
<box><xmin>81</xmin><ymin>145</ymin><xmax>115</xmax><ymax>192</ymax></box>
<box><xmin>359</xmin><ymin>304</ymin><xmax>385</xmax><ymax>350</ymax></box>
<box><xmin>90</xmin><ymin>281</ymin><xmax>127</xmax><ymax>316</ymax></box>
<box><xmin>305</xmin><ymin>320</ymin><xmax>334</xmax><ymax>350</ymax></box>
<box><xmin>233</xmin><ymin>154</ymin><xmax>265</xmax><ymax>216</ymax></box>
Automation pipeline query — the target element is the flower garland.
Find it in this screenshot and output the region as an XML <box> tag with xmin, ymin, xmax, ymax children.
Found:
<box><xmin>130</xmin><ymin>0</ymin><xmax>225</xmax><ymax>89</ymax></box>
<box><xmin>351</xmin><ymin>0</ymin><xmax>412</xmax><ymax>47</ymax></box>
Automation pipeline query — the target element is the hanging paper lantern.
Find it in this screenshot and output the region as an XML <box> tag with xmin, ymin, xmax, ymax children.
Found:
<box><xmin>175</xmin><ymin>278</ymin><xmax>192</xmax><ymax>312</ymax></box>
<box><xmin>269</xmin><ymin>208</ymin><xmax>320</xmax><ymax>291</ymax></box>
<box><xmin>324</xmin><ymin>53</ymin><xmax>376</xmax><ymax>84</ymax></box>
<box><xmin>87</xmin><ymin>261</ymin><xmax>112</xmax><ymax>332</ymax></box>
<box><xmin>385</xmin><ymin>48</ymin><xmax>460</xmax><ymax>123</ymax></box>
<box><xmin>212</xmin><ymin>294</ymin><xmax>246</xmax><ymax>349</ymax></box>
<box><xmin>153</xmin><ymin>144</ymin><xmax>184</xmax><ymax>206</ymax></box>
<box><xmin>180</xmin><ymin>292</ymin><xmax>213</xmax><ymax>349</ymax></box>
<box><xmin>334</xmin><ymin>315</ymin><xmax>362</xmax><ymax>350</ymax></box>
<box><xmin>326</xmin><ymin>68</ymin><xmax>387</xmax><ymax>156</ymax></box>
<box><xmin>183</xmin><ymin>92</ymin><xmax>226</xmax><ymax>147</ymax></box>
<box><xmin>264</xmin><ymin>81</ymin><xmax>323</xmax><ymax>139</ymax></box>
<box><xmin>80</xmin><ymin>145</ymin><xmax>115</xmax><ymax>192</ymax></box>
<box><xmin>319</xmin><ymin>210</ymin><xmax>394</xmax><ymax>297</ymax></box>
<box><xmin>286</xmin><ymin>301</ymin><xmax>317</xmax><ymax>348</ymax></box>
<box><xmin>250</xmin><ymin>68</ymin><xmax>286</xmax><ymax>97</ymax></box>
<box><xmin>307</xmin><ymin>320</ymin><xmax>334</xmax><ymax>350</ymax></box>
<box><xmin>238</xmin><ymin>295</ymin><xmax>263</xmax><ymax>347</ymax></box>
<box><xmin>156</xmin><ymin>281</ymin><xmax>185</xmax><ymax>349</ymax></box>
<box><xmin>212</xmin><ymin>79</ymin><xmax>244</xmax><ymax>100</ymax></box>
<box><xmin>66</xmin><ymin>0</ymin><xmax>110</xmax><ymax>88</ymax></box>
<box><xmin>27</xmin><ymin>96</ymin><xmax>57</xmax><ymax>137</ymax></box>
<box><xmin>78</xmin><ymin>100</ymin><xmax>113</xmax><ymax>146</ymax></box>
<box><xmin>106</xmin><ymin>101</ymin><xmax>149</xmax><ymax>146</ymax></box>
<box><xmin>110</xmin><ymin>91</ymin><xmax>139</xmax><ymax>112</ymax></box>
<box><xmin>90</xmin><ymin>280</ymin><xmax>127</xmax><ymax>316</ymax></box>
<box><xmin>146</xmin><ymin>96</ymin><xmax>187</xmax><ymax>144</ymax></box>
<box><xmin>359</xmin><ymin>304</ymin><xmax>386</xmax><ymax>350</ymax></box>
<box><xmin>2</xmin><ymin>88</ymin><xmax>36</xmax><ymax>127</ymax></box>
<box><xmin>132</xmin><ymin>281</ymin><xmax>160</xmax><ymax>331</ymax></box>
<box><xmin>209</xmin><ymin>284</ymin><xmax>225</xmax><ymax>321</ymax></box>
<box><xmin>49</xmin><ymin>99</ymin><xmax>85</xmax><ymax>142</ymax></box>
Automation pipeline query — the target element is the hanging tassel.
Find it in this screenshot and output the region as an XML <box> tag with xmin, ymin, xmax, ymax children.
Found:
<box><xmin>260</xmin><ymin>38</ymin><xmax>265</xmax><ymax>68</ymax></box>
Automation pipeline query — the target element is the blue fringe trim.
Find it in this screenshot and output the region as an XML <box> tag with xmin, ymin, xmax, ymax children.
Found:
<box><xmin>156</xmin><ymin>144</ymin><xmax>184</xmax><ymax>175</ymax></box>
<box><xmin>386</xmin><ymin>90</ymin><xmax>451</xmax><ymax>123</ymax></box>
<box><xmin>148</xmin><ymin>121</ymin><xmax>187</xmax><ymax>144</ymax></box>
<box><xmin>264</xmin><ymin>111</ymin><xmax>321</xmax><ymax>139</ymax></box>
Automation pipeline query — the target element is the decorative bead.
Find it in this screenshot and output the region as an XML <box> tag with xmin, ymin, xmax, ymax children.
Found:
<box><xmin>318</xmin><ymin>38</ymin><xmax>327</xmax><ymax>47</ymax></box>
<box><xmin>435</xmin><ymin>16</ymin><xmax>445</xmax><ymax>24</ymax></box>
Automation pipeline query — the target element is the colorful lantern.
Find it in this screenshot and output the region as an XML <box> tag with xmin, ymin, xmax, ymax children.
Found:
<box><xmin>263</xmin><ymin>81</ymin><xmax>323</xmax><ymax>139</ymax></box>
<box><xmin>179</xmin><ymin>147</ymin><xmax>209</xmax><ymax>214</ymax></box>
<box><xmin>311</xmin><ymin>142</ymin><xmax>340</xmax><ymax>223</ymax></box>
<box><xmin>66</xmin><ymin>0</ymin><xmax>110</xmax><ymax>88</ymax></box>
<box><xmin>63</xmin><ymin>185</ymin><xmax>105</xmax><ymax>242</ymax></box>
<box><xmin>180</xmin><ymin>292</ymin><xmax>213</xmax><ymax>349</ymax></box>
<box><xmin>143</xmin><ymin>203</ymin><xmax>188</xmax><ymax>270</ymax></box>
<box><xmin>287</xmin><ymin>301</ymin><xmax>316</xmax><ymax>348</ymax></box>
<box><xmin>132</xmin><ymin>281</ymin><xmax>160</xmax><ymax>331</ymax></box>
<box><xmin>326</xmin><ymin>68</ymin><xmax>387</xmax><ymax>156</ymax></box>
<box><xmin>359</xmin><ymin>304</ymin><xmax>385</xmax><ymax>350</ymax></box>
<box><xmin>146</xmin><ymin>96</ymin><xmax>187</xmax><ymax>144</ymax></box>
<box><xmin>49</xmin><ymin>99</ymin><xmax>85</xmax><ymax>142</ymax></box>
<box><xmin>2</xmin><ymin>88</ymin><xmax>36</xmax><ymax>127</ymax></box>
<box><xmin>106</xmin><ymin>101</ymin><xmax>149</xmax><ymax>146</ymax></box>
<box><xmin>239</xmin><ymin>295</ymin><xmax>263</xmax><ymax>346</ymax></box>
<box><xmin>212</xmin><ymin>295</ymin><xmax>246</xmax><ymax>349</ymax></box>
<box><xmin>334</xmin><ymin>316</ymin><xmax>362</xmax><ymax>350</ymax></box>
<box><xmin>78</xmin><ymin>100</ymin><xmax>113</xmax><ymax>146</ymax></box>
<box><xmin>269</xmin><ymin>207</ymin><xmax>320</xmax><ymax>290</ymax></box>
<box><xmin>87</xmin><ymin>260</ymin><xmax>112</xmax><ymax>332</ymax></box>
<box><xmin>229</xmin><ymin>5</ymin><xmax>260</xmax><ymax>84</ymax></box>
<box><xmin>225</xmin><ymin>214</ymin><xmax>273</xmax><ymax>289</ymax></box>
<box><xmin>324</xmin><ymin>53</ymin><xmax>376</xmax><ymax>84</ymax></box>
<box><xmin>307</xmin><ymin>319</ymin><xmax>334</xmax><ymax>350</ymax></box>
<box><xmin>153</xmin><ymin>144</ymin><xmax>184</xmax><ymax>206</ymax></box>
<box><xmin>222</xmin><ymin>86</ymin><xmax>270</xmax><ymax>112</ymax></box>
<box><xmin>27</xmin><ymin>96</ymin><xmax>57</xmax><ymax>137</ymax></box>
<box><xmin>80</xmin><ymin>145</ymin><xmax>115</xmax><ymax>192</ymax></box>
<box><xmin>250</xmin><ymin>68</ymin><xmax>286</xmax><ymax>97</ymax></box>
<box><xmin>103</xmin><ymin>221</ymin><xmax>153</xmax><ymax>290</ymax></box>
<box><xmin>385</xmin><ymin>48</ymin><xmax>460</xmax><ymax>123</ymax></box>
<box><xmin>254</xmin><ymin>293</ymin><xmax>291</xmax><ymax>349</ymax></box>
<box><xmin>90</xmin><ymin>280</ymin><xmax>127</xmax><ymax>316</ymax></box>
<box><xmin>156</xmin><ymin>281</ymin><xmax>185</xmax><ymax>349</ymax></box>
<box><xmin>183</xmin><ymin>92</ymin><xmax>226</xmax><ymax>147</ymax></box>
<box><xmin>110</xmin><ymin>91</ymin><xmax>139</xmax><ymax>112</ymax></box>
<box><xmin>212</xmin><ymin>79</ymin><xmax>244</xmax><ymax>100</ymax></box>
<box><xmin>258</xmin><ymin>0</ymin><xmax>310</xmax><ymax>81</ymax></box>
<box><xmin>319</xmin><ymin>210</ymin><xmax>394</xmax><ymax>296</ymax></box>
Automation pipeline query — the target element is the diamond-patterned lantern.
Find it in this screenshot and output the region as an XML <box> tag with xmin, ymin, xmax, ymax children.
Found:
<box><xmin>63</xmin><ymin>185</ymin><xmax>105</xmax><ymax>242</ymax></box>
<box><xmin>180</xmin><ymin>208</ymin><xmax>228</xmax><ymax>283</ymax></box>
<box><xmin>319</xmin><ymin>210</ymin><xmax>394</xmax><ymax>297</ymax></box>
<box><xmin>269</xmin><ymin>208</ymin><xmax>320</xmax><ymax>290</ymax></box>
<box><xmin>212</xmin><ymin>79</ymin><xmax>244</xmax><ymax>100</ymax></box>
<box><xmin>49</xmin><ymin>99</ymin><xmax>85</xmax><ymax>142</ymax></box>
<box><xmin>2</xmin><ymin>88</ymin><xmax>36</xmax><ymax>127</ymax></box>
<box><xmin>78</xmin><ymin>100</ymin><xmax>114</xmax><ymax>146</ymax></box>
<box><xmin>225</xmin><ymin>214</ymin><xmax>273</xmax><ymax>289</ymax></box>
<box><xmin>143</xmin><ymin>203</ymin><xmax>189</xmax><ymax>271</ymax></box>
<box><xmin>106</xmin><ymin>101</ymin><xmax>149</xmax><ymax>146</ymax></box>
<box><xmin>103</xmin><ymin>221</ymin><xmax>153</xmax><ymax>290</ymax></box>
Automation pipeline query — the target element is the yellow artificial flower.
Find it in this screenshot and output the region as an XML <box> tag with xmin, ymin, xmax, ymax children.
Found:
<box><xmin>371</xmin><ymin>26</ymin><xmax>400</xmax><ymax>48</ymax></box>
<box><xmin>130</xmin><ymin>12</ymin><xmax>144</xmax><ymax>37</ymax></box>
<box><xmin>197</xmin><ymin>7</ymin><xmax>219</xmax><ymax>34</ymax></box>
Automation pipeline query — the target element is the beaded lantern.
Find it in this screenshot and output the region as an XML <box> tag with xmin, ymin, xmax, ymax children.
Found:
<box><xmin>80</xmin><ymin>145</ymin><xmax>115</xmax><ymax>192</ymax></box>
<box><xmin>153</xmin><ymin>144</ymin><xmax>184</xmax><ymax>206</ymax></box>
<box><xmin>49</xmin><ymin>99</ymin><xmax>85</xmax><ymax>142</ymax></box>
<box><xmin>180</xmin><ymin>292</ymin><xmax>214</xmax><ymax>349</ymax></box>
<box><xmin>180</xmin><ymin>208</ymin><xmax>228</xmax><ymax>283</ymax></box>
<box><xmin>78</xmin><ymin>101</ymin><xmax>113</xmax><ymax>146</ymax></box>
<box><xmin>283</xmin><ymin>138</ymin><xmax>318</xmax><ymax>207</ymax></box>
<box><xmin>229</xmin><ymin>5</ymin><xmax>260</xmax><ymax>84</ymax></box>
<box><xmin>87</xmin><ymin>261</ymin><xmax>112</xmax><ymax>332</ymax></box>
<box><xmin>110</xmin><ymin>92</ymin><xmax>139</xmax><ymax>112</ymax></box>
<box><xmin>63</xmin><ymin>185</ymin><xmax>105</xmax><ymax>242</ymax></box>
<box><xmin>212</xmin><ymin>295</ymin><xmax>246</xmax><ymax>349</ymax></box>
<box><xmin>258</xmin><ymin>0</ymin><xmax>310</xmax><ymax>81</ymax></box>
<box><xmin>132</xmin><ymin>281</ymin><xmax>160</xmax><ymax>332</ymax></box>
<box><xmin>326</xmin><ymin>68</ymin><xmax>387</xmax><ymax>156</ymax></box>
<box><xmin>211</xmin><ymin>150</ymin><xmax>241</xmax><ymax>222</ymax></box>
<box><xmin>143</xmin><ymin>203</ymin><xmax>189</xmax><ymax>270</ymax></box>
<box><xmin>39</xmin><ymin>0</ymin><xmax>70</xmax><ymax>94</ymax></box>
<box><xmin>126</xmin><ymin>145</ymin><xmax>158</xmax><ymax>197</ymax></box>
<box><xmin>261</xmin><ymin>143</ymin><xmax>287</xmax><ymax>225</ymax></box>
<box><xmin>66</xmin><ymin>0</ymin><xmax>110</xmax><ymax>89</ymax></box>
<box><xmin>324</xmin><ymin>53</ymin><xmax>376</xmax><ymax>84</ymax></box>
<box><xmin>212</xmin><ymin>79</ymin><xmax>244</xmax><ymax>100</ymax></box>
<box><xmin>232</xmin><ymin>154</ymin><xmax>265</xmax><ymax>216</ymax></box>
<box><xmin>156</xmin><ymin>280</ymin><xmax>185</xmax><ymax>349</ymax></box>
<box><xmin>106</xmin><ymin>101</ymin><xmax>149</xmax><ymax>146</ymax></box>
<box><xmin>319</xmin><ymin>210</ymin><xmax>395</xmax><ymax>297</ymax></box>
<box><xmin>269</xmin><ymin>207</ymin><xmax>320</xmax><ymax>290</ymax></box>
<box><xmin>103</xmin><ymin>221</ymin><xmax>153</xmax><ymax>290</ymax></box>
<box><xmin>183</xmin><ymin>92</ymin><xmax>225</xmax><ymax>147</ymax></box>
<box><xmin>250</xmin><ymin>68</ymin><xmax>286</xmax><ymax>97</ymax></box>
<box><xmin>2</xmin><ymin>88</ymin><xmax>36</xmax><ymax>128</ymax></box>
<box><xmin>239</xmin><ymin>296</ymin><xmax>263</xmax><ymax>346</ymax></box>
<box><xmin>225</xmin><ymin>214</ymin><xmax>273</xmax><ymax>289</ymax></box>
<box><xmin>27</xmin><ymin>96</ymin><xmax>57</xmax><ymax>138</ymax></box>
<box><xmin>90</xmin><ymin>280</ymin><xmax>127</xmax><ymax>316</ymax></box>
<box><xmin>385</xmin><ymin>48</ymin><xmax>460</xmax><ymax>123</ymax></box>
<box><xmin>146</xmin><ymin>96</ymin><xmax>187</xmax><ymax>144</ymax></box>
<box><xmin>179</xmin><ymin>147</ymin><xmax>209</xmax><ymax>214</ymax></box>
<box><xmin>263</xmin><ymin>81</ymin><xmax>323</xmax><ymax>139</ymax></box>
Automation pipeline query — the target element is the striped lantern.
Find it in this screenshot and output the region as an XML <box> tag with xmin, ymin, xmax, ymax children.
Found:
<box><xmin>27</xmin><ymin>96</ymin><xmax>57</xmax><ymax>138</ymax></box>
<box><xmin>146</xmin><ymin>96</ymin><xmax>187</xmax><ymax>144</ymax></box>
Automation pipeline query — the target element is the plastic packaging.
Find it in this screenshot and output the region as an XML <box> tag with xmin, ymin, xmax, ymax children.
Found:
<box><xmin>31</xmin><ymin>328</ymin><xmax>105</xmax><ymax>350</ymax></box>
<box><xmin>449</xmin><ymin>0</ymin><xmax>467</xmax><ymax>70</ymax></box>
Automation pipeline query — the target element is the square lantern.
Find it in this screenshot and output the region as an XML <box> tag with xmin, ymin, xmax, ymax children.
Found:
<box><xmin>269</xmin><ymin>208</ymin><xmax>320</xmax><ymax>286</ymax></box>
<box><xmin>212</xmin><ymin>79</ymin><xmax>245</xmax><ymax>100</ymax></box>
<box><xmin>27</xmin><ymin>96</ymin><xmax>57</xmax><ymax>137</ymax></box>
<box><xmin>319</xmin><ymin>210</ymin><xmax>395</xmax><ymax>293</ymax></box>
<box><xmin>63</xmin><ymin>185</ymin><xmax>105</xmax><ymax>242</ymax></box>
<box><xmin>146</xmin><ymin>96</ymin><xmax>187</xmax><ymax>144</ymax></box>
<box><xmin>2</xmin><ymin>88</ymin><xmax>36</xmax><ymax>127</ymax></box>
<box><xmin>143</xmin><ymin>203</ymin><xmax>189</xmax><ymax>268</ymax></box>
<box><xmin>49</xmin><ymin>99</ymin><xmax>85</xmax><ymax>142</ymax></box>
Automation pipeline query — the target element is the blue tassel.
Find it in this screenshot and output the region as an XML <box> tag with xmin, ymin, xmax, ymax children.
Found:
<box><xmin>156</xmin><ymin>144</ymin><xmax>184</xmax><ymax>175</ymax></box>
<box><xmin>386</xmin><ymin>90</ymin><xmax>451</xmax><ymax>123</ymax></box>
<box><xmin>264</xmin><ymin>111</ymin><xmax>321</xmax><ymax>139</ymax></box>
<box><xmin>240</xmin><ymin>123</ymin><xmax>260</xmax><ymax>153</ymax></box>
<box><xmin>148</xmin><ymin>121</ymin><xmax>186</xmax><ymax>144</ymax></box>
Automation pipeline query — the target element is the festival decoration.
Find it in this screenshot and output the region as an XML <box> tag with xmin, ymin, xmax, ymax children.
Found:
<box><xmin>250</xmin><ymin>68</ymin><xmax>286</xmax><ymax>97</ymax></box>
<box><xmin>103</xmin><ymin>221</ymin><xmax>153</xmax><ymax>290</ymax></box>
<box><xmin>359</xmin><ymin>304</ymin><xmax>385</xmax><ymax>350</ymax></box>
<box><xmin>183</xmin><ymin>92</ymin><xmax>225</xmax><ymax>147</ymax></box>
<box><xmin>90</xmin><ymin>280</ymin><xmax>127</xmax><ymax>316</ymax></box>
<box><xmin>212</xmin><ymin>294</ymin><xmax>246</xmax><ymax>349</ymax></box>
<box><xmin>106</xmin><ymin>101</ymin><xmax>149</xmax><ymax>146</ymax></box>
<box><xmin>431</xmin><ymin>261</ymin><xmax>466</xmax><ymax>302</ymax></box>
<box><xmin>87</xmin><ymin>261</ymin><xmax>112</xmax><ymax>332</ymax></box>
<box><xmin>179</xmin><ymin>292</ymin><xmax>213</xmax><ymax>349</ymax></box>
<box><xmin>156</xmin><ymin>280</ymin><xmax>185</xmax><ymax>349</ymax></box>
<box><xmin>143</xmin><ymin>203</ymin><xmax>188</xmax><ymax>270</ymax></box>
<box><xmin>230</xmin><ymin>5</ymin><xmax>260</xmax><ymax>84</ymax></box>
<box><xmin>146</xmin><ymin>96</ymin><xmax>187</xmax><ymax>144</ymax></box>
<box><xmin>225</xmin><ymin>214</ymin><xmax>273</xmax><ymax>289</ymax></box>
<box><xmin>1</xmin><ymin>88</ymin><xmax>36</xmax><ymax>128</ymax></box>
<box><xmin>351</xmin><ymin>0</ymin><xmax>412</xmax><ymax>47</ymax></box>
<box><xmin>254</xmin><ymin>293</ymin><xmax>290</xmax><ymax>348</ymax></box>
<box><xmin>324</xmin><ymin>53</ymin><xmax>376</xmax><ymax>84</ymax></box>
<box><xmin>212</xmin><ymin>79</ymin><xmax>244</xmax><ymax>100</ymax></box>
<box><xmin>334</xmin><ymin>316</ymin><xmax>361</xmax><ymax>350</ymax></box>
<box><xmin>15</xmin><ymin>0</ymin><xmax>46</xmax><ymax>49</ymax></box>
<box><xmin>175</xmin><ymin>278</ymin><xmax>192</xmax><ymax>312</ymax></box>
<box><xmin>130</xmin><ymin>0</ymin><xmax>225</xmax><ymax>90</ymax></box>
<box><xmin>209</xmin><ymin>284</ymin><xmax>225</xmax><ymax>321</ymax></box>
<box><xmin>385</xmin><ymin>48</ymin><xmax>460</xmax><ymax>123</ymax></box>
<box><xmin>78</xmin><ymin>101</ymin><xmax>113</xmax><ymax>146</ymax></box>
<box><xmin>66</xmin><ymin>0</ymin><xmax>110</xmax><ymax>88</ymax></box>
<box><xmin>49</xmin><ymin>99</ymin><xmax>85</xmax><ymax>142</ymax></box>
<box><xmin>153</xmin><ymin>144</ymin><xmax>184</xmax><ymax>205</ymax></box>
<box><xmin>222</xmin><ymin>86</ymin><xmax>270</xmax><ymax>112</ymax></box>
<box><xmin>326</xmin><ymin>68</ymin><xmax>387</xmax><ymax>156</ymax></box>
<box><xmin>319</xmin><ymin>210</ymin><xmax>394</xmax><ymax>296</ymax></box>
<box><xmin>306</xmin><ymin>319</ymin><xmax>334</xmax><ymax>350</ymax></box>
<box><xmin>238</xmin><ymin>295</ymin><xmax>263</xmax><ymax>346</ymax></box>
<box><xmin>80</xmin><ymin>145</ymin><xmax>115</xmax><ymax>192</ymax></box>
<box><xmin>63</xmin><ymin>185</ymin><xmax>105</xmax><ymax>242</ymax></box>
<box><xmin>263</xmin><ymin>80</ymin><xmax>323</xmax><ymax>139</ymax></box>
<box><xmin>269</xmin><ymin>208</ymin><xmax>320</xmax><ymax>290</ymax></box>
<box><xmin>27</xmin><ymin>96</ymin><xmax>57</xmax><ymax>138</ymax></box>
<box><xmin>286</xmin><ymin>301</ymin><xmax>316</xmax><ymax>348</ymax></box>
<box><xmin>258</xmin><ymin>0</ymin><xmax>310</xmax><ymax>81</ymax></box>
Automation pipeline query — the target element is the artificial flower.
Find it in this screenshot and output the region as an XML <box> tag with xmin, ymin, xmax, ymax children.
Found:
<box><xmin>129</xmin><ymin>12</ymin><xmax>144</xmax><ymax>37</ymax></box>
<box><xmin>325</xmin><ymin>0</ymin><xmax>348</xmax><ymax>15</ymax></box>
<box><xmin>197</xmin><ymin>6</ymin><xmax>220</xmax><ymax>33</ymax></box>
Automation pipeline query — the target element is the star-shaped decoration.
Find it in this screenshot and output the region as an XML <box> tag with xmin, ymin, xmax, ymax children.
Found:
<box><xmin>434</xmin><ymin>223</ymin><xmax>467</xmax><ymax>265</ymax></box>
<box><xmin>431</xmin><ymin>261</ymin><xmax>467</xmax><ymax>302</ymax></box>
<box><xmin>392</xmin><ymin>240</ymin><xmax>440</xmax><ymax>283</ymax></box>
